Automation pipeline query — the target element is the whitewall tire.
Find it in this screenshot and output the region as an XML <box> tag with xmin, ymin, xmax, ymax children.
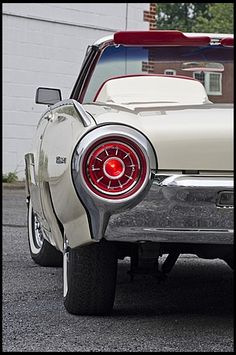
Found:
<box><xmin>27</xmin><ymin>199</ymin><xmax>62</xmax><ymax>267</ymax></box>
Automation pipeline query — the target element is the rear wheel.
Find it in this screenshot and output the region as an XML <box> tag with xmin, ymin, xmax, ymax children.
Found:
<box><xmin>63</xmin><ymin>239</ymin><xmax>118</xmax><ymax>315</ymax></box>
<box><xmin>27</xmin><ymin>199</ymin><xmax>62</xmax><ymax>267</ymax></box>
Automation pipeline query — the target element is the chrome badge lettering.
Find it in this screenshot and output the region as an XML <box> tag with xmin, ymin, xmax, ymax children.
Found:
<box><xmin>56</xmin><ymin>156</ymin><xmax>67</xmax><ymax>164</ymax></box>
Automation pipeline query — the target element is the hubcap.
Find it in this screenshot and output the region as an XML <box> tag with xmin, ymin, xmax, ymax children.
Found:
<box><xmin>33</xmin><ymin>213</ymin><xmax>44</xmax><ymax>249</ymax></box>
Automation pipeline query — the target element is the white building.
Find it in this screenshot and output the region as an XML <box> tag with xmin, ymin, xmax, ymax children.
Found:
<box><xmin>3</xmin><ymin>3</ymin><xmax>154</xmax><ymax>180</ymax></box>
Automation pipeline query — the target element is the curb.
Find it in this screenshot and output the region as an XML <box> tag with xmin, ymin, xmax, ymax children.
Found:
<box><xmin>3</xmin><ymin>182</ymin><xmax>25</xmax><ymax>190</ymax></box>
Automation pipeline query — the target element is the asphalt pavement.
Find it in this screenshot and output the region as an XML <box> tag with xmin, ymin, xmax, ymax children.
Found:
<box><xmin>2</xmin><ymin>187</ymin><xmax>234</xmax><ymax>352</ymax></box>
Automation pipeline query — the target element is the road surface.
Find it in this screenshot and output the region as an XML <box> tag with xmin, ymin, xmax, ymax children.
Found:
<box><xmin>2</xmin><ymin>188</ymin><xmax>234</xmax><ymax>352</ymax></box>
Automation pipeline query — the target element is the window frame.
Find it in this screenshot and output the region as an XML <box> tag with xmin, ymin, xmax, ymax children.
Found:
<box><xmin>193</xmin><ymin>71</ymin><xmax>222</xmax><ymax>96</ymax></box>
<box><xmin>164</xmin><ymin>69</ymin><xmax>176</xmax><ymax>76</ymax></box>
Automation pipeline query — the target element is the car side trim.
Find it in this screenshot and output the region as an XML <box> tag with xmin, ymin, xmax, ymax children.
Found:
<box><xmin>45</xmin><ymin>99</ymin><xmax>94</xmax><ymax>127</ymax></box>
<box><xmin>154</xmin><ymin>174</ymin><xmax>233</xmax><ymax>188</ymax></box>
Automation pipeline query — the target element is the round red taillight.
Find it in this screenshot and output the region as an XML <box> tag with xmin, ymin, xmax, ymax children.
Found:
<box><xmin>82</xmin><ymin>138</ymin><xmax>148</xmax><ymax>199</ymax></box>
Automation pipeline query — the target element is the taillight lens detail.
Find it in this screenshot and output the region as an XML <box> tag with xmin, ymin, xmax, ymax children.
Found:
<box><xmin>82</xmin><ymin>137</ymin><xmax>148</xmax><ymax>199</ymax></box>
<box><xmin>103</xmin><ymin>157</ymin><xmax>125</xmax><ymax>179</ymax></box>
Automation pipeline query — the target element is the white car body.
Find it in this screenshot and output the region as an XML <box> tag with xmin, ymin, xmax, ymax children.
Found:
<box><xmin>25</xmin><ymin>31</ymin><xmax>234</xmax><ymax>315</ymax></box>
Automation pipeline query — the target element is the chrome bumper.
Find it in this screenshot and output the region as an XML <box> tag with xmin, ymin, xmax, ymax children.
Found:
<box><xmin>105</xmin><ymin>174</ymin><xmax>234</xmax><ymax>245</ymax></box>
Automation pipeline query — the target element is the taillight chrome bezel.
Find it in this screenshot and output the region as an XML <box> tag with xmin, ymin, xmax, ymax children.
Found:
<box><xmin>71</xmin><ymin>124</ymin><xmax>157</xmax><ymax>240</ymax></box>
<box><xmin>72</xmin><ymin>124</ymin><xmax>157</xmax><ymax>205</ymax></box>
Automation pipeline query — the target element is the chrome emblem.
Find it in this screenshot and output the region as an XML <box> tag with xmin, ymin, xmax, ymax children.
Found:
<box><xmin>56</xmin><ymin>156</ymin><xmax>66</xmax><ymax>164</ymax></box>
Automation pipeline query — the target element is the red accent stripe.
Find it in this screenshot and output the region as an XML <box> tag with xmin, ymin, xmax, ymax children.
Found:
<box><xmin>114</xmin><ymin>31</ymin><xmax>210</xmax><ymax>46</ymax></box>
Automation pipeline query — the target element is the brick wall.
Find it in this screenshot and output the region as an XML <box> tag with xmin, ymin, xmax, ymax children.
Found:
<box><xmin>152</xmin><ymin>62</ymin><xmax>234</xmax><ymax>104</ymax></box>
<box><xmin>2</xmin><ymin>3</ymin><xmax>149</xmax><ymax>179</ymax></box>
<box><xmin>143</xmin><ymin>3</ymin><xmax>157</xmax><ymax>30</ymax></box>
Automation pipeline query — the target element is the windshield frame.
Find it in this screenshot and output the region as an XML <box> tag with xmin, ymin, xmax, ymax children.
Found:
<box><xmin>70</xmin><ymin>32</ymin><xmax>234</xmax><ymax>104</ymax></box>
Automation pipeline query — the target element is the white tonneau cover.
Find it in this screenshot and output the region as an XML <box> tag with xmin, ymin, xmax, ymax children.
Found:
<box><xmin>95</xmin><ymin>75</ymin><xmax>211</xmax><ymax>110</ymax></box>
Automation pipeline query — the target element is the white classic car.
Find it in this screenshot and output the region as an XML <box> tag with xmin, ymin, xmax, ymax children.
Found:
<box><xmin>25</xmin><ymin>30</ymin><xmax>234</xmax><ymax>315</ymax></box>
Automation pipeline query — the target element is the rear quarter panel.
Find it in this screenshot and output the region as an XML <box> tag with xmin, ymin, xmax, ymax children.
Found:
<box><xmin>33</xmin><ymin>104</ymin><xmax>96</xmax><ymax>250</ymax></box>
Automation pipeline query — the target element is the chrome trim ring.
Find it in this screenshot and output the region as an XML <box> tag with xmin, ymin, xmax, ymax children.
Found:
<box><xmin>72</xmin><ymin>124</ymin><xmax>157</xmax><ymax>203</ymax></box>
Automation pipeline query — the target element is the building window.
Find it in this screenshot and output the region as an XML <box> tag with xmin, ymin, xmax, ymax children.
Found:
<box><xmin>193</xmin><ymin>71</ymin><xmax>222</xmax><ymax>96</ymax></box>
<box><xmin>164</xmin><ymin>69</ymin><xmax>176</xmax><ymax>76</ymax></box>
<box><xmin>193</xmin><ymin>71</ymin><xmax>205</xmax><ymax>86</ymax></box>
<box><xmin>208</xmin><ymin>73</ymin><xmax>222</xmax><ymax>95</ymax></box>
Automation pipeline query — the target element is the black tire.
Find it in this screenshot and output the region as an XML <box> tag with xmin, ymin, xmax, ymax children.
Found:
<box><xmin>63</xmin><ymin>239</ymin><xmax>118</xmax><ymax>315</ymax></box>
<box><xmin>27</xmin><ymin>199</ymin><xmax>62</xmax><ymax>267</ymax></box>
